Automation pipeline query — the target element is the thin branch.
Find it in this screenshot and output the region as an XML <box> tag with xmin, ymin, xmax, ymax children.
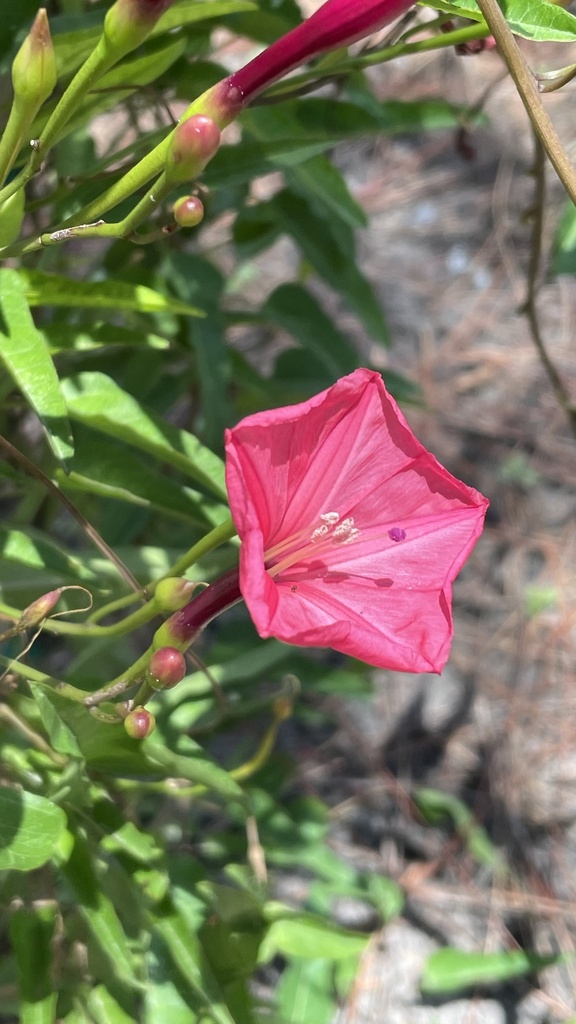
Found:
<box><xmin>476</xmin><ymin>0</ymin><xmax>576</xmax><ymax>206</ymax></box>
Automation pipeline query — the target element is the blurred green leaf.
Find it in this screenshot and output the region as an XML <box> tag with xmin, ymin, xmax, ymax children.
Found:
<box><xmin>259</xmin><ymin>912</ymin><xmax>368</xmax><ymax>962</ymax></box>
<box><xmin>261</xmin><ymin>283</ymin><xmax>359</xmax><ymax>376</ymax></box>
<box><xmin>277</xmin><ymin>958</ymin><xmax>339</xmax><ymax>1024</ymax></box>
<box><xmin>86</xmin><ymin>985</ymin><xmax>138</xmax><ymax>1024</ymax></box>
<box><xmin>0</xmin><ymin>786</ymin><xmax>67</xmax><ymax>871</ymax></box>
<box><xmin>62</xmin><ymin>373</ymin><xmax>227</xmax><ymax>499</ymax></box>
<box><xmin>0</xmin><ymin>268</ymin><xmax>74</xmax><ymax>465</ymax></box>
<box><xmin>429</xmin><ymin>0</ymin><xmax>576</xmax><ymax>39</ymax></box>
<box><xmin>551</xmin><ymin>200</ymin><xmax>576</xmax><ymax>276</ymax></box>
<box><xmin>9</xmin><ymin>905</ymin><xmax>58</xmax><ymax>1024</ymax></box>
<box><xmin>421</xmin><ymin>947</ymin><xmax>562</xmax><ymax>994</ymax></box>
<box><xmin>20</xmin><ymin>270</ymin><xmax>203</xmax><ymax>318</ymax></box>
<box><xmin>414</xmin><ymin>787</ymin><xmax>505</xmax><ymax>872</ymax></box>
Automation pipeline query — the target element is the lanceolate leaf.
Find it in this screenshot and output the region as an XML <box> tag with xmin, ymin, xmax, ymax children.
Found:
<box><xmin>428</xmin><ymin>0</ymin><xmax>576</xmax><ymax>40</ymax></box>
<box><xmin>0</xmin><ymin>269</ymin><xmax>74</xmax><ymax>465</ymax></box>
<box><xmin>421</xmin><ymin>947</ymin><xmax>562</xmax><ymax>995</ymax></box>
<box><xmin>20</xmin><ymin>270</ymin><xmax>203</xmax><ymax>318</ymax></box>
<box><xmin>62</xmin><ymin>373</ymin><xmax>227</xmax><ymax>499</ymax></box>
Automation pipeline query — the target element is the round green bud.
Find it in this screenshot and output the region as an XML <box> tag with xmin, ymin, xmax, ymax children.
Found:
<box><xmin>173</xmin><ymin>195</ymin><xmax>204</xmax><ymax>229</ymax></box>
<box><xmin>154</xmin><ymin>577</ymin><xmax>196</xmax><ymax>612</ymax></box>
<box><xmin>124</xmin><ymin>706</ymin><xmax>156</xmax><ymax>739</ymax></box>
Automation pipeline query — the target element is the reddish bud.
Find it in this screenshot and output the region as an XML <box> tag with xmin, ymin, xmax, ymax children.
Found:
<box><xmin>154</xmin><ymin>577</ymin><xmax>197</xmax><ymax>612</ymax></box>
<box><xmin>104</xmin><ymin>0</ymin><xmax>173</xmax><ymax>59</ymax></box>
<box><xmin>19</xmin><ymin>588</ymin><xmax>62</xmax><ymax>629</ymax></box>
<box><xmin>173</xmin><ymin>195</ymin><xmax>204</xmax><ymax>229</ymax></box>
<box><xmin>165</xmin><ymin>115</ymin><xmax>221</xmax><ymax>184</ymax></box>
<box><xmin>152</xmin><ymin>568</ymin><xmax>241</xmax><ymax>653</ymax></box>
<box><xmin>147</xmin><ymin>647</ymin><xmax>187</xmax><ymax>690</ymax></box>
<box><xmin>11</xmin><ymin>9</ymin><xmax>57</xmax><ymax>111</ymax></box>
<box><xmin>124</xmin><ymin>705</ymin><xmax>156</xmax><ymax>739</ymax></box>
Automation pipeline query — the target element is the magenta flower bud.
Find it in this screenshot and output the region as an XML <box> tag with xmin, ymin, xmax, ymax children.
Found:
<box><xmin>165</xmin><ymin>115</ymin><xmax>221</xmax><ymax>185</ymax></box>
<box><xmin>19</xmin><ymin>588</ymin><xmax>63</xmax><ymax>629</ymax></box>
<box><xmin>104</xmin><ymin>0</ymin><xmax>173</xmax><ymax>59</ymax></box>
<box><xmin>11</xmin><ymin>9</ymin><xmax>56</xmax><ymax>111</ymax></box>
<box><xmin>154</xmin><ymin>577</ymin><xmax>197</xmax><ymax>612</ymax></box>
<box><xmin>173</xmin><ymin>195</ymin><xmax>205</xmax><ymax>229</ymax></box>
<box><xmin>124</xmin><ymin>705</ymin><xmax>156</xmax><ymax>739</ymax></box>
<box><xmin>147</xmin><ymin>647</ymin><xmax>187</xmax><ymax>690</ymax></box>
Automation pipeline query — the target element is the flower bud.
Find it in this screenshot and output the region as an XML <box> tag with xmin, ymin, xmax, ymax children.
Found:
<box><xmin>173</xmin><ymin>195</ymin><xmax>204</xmax><ymax>229</ymax></box>
<box><xmin>124</xmin><ymin>705</ymin><xmax>156</xmax><ymax>739</ymax></box>
<box><xmin>11</xmin><ymin>9</ymin><xmax>57</xmax><ymax>112</ymax></box>
<box><xmin>104</xmin><ymin>0</ymin><xmax>173</xmax><ymax>60</ymax></box>
<box><xmin>154</xmin><ymin>577</ymin><xmax>197</xmax><ymax>612</ymax></box>
<box><xmin>147</xmin><ymin>647</ymin><xmax>187</xmax><ymax>690</ymax></box>
<box><xmin>0</xmin><ymin>189</ymin><xmax>25</xmax><ymax>248</ymax></box>
<box><xmin>165</xmin><ymin>115</ymin><xmax>221</xmax><ymax>185</ymax></box>
<box><xmin>19</xmin><ymin>588</ymin><xmax>62</xmax><ymax>629</ymax></box>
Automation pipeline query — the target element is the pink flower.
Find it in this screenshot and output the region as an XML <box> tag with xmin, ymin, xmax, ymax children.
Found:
<box><xmin>225</xmin><ymin>369</ymin><xmax>488</xmax><ymax>674</ymax></box>
<box><xmin>229</xmin><ymin>0</ymin><xmax>415</xmax><ymax>102</ymax></box>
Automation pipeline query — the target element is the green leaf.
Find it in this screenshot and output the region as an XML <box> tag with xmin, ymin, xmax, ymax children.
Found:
<box><xmin>267</xmin><ymin>189</ymin><xmax>389</xmax><ymax>344</ymax></box>
<box><xmin>63</xmin><ymin>835</ymin><xmax>142</xmax><ymax>989</ymax></box>
<box><xmin>277</xmin><ymin>958</ymin><xmax>338</xmax><ymax>1024</ymax></box>
<box><xmin>86</xmin><ymin>985</ymin><xmax>138</xmax><ymax>1024</ymax></box>
<box><xmin>421</xmin><ymin>947</ymin><xmax>562</xmax><ymax>995</ymax></box>
<box><xmin>414</xmin><ymin>788</ymin><xmax>505</xmax><ymax>872</ymax></box>
<box><xmin>29</xmin><ymin>685</ymin><xmax>83</xmax><ymax>758</ymax></box>
<box><xmin>261</xmin><ymin>283</ymin><xmax>359</xmax><ymax>376</ymax></box>
<box><xmin>258</xmin><ymin>913</ymin><xmax>368</xmax><ymax>963</ymax></box>
<box><xmin>43</xmin><ymin>322</ymin><xmax>169</xmax><ymax>354</ymax></box>
<box><xmin>62</xmin><ymin>373</ymin><xmax>227</xmax><ymax>499</ymax></box>
<box><xmin>143</xmin><ymin>737</ymin><xmax>247</xmax><ymax>806</ymax></box>
<box><xmin>0</xmin><ymin>786</ymin><xmax>67</xmax><ymax>871</ymax></box>
<box><xmin>57</xmin><ymin>426</ymin><xmax>226</xmax><ymax>528</ymax></box>
<box><xmin>0</xmin><ymin>269</ymin><xmax>74</xmax><ymax>465</ymax></box>
<box><xmin>20</xmin><ymin>270</ymin><xmax>203</xmax><ymax>318</ymax></box>
<box><xmin>429</xmin><ymin>0</ymin><xmax>576</xmax><ymax>40</ymax></box>
<box><xmin>9</xmin><ymin>905</ymin><xmax>58</xmax><ymax>1024</ymax></box>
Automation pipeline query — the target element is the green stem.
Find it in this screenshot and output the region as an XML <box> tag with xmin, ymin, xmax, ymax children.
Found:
<box><xmin>0</xmin><ymin>654</ymin><xmax>88</xmax><ymax>703</ymax></box>
<box><xmin>475</xmin><ymin>0</ymin><xmax>576</xmax><ymax>206</ymax></box>
<box><xmin>0</xmin><ymin>101</ymin><xmax>32</xmax><ymax>190</ymax></box>
<box><xmin>0</xmin><ymin>703</ymin><xmax>66</xmax><ymax>765</ymax></box>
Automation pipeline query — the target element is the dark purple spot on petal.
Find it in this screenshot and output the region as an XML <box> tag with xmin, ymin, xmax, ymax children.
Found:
<box><xmin>388</xmin><ymin>527</ymin><xmax>406</xmax><ymax>543</ymax></box>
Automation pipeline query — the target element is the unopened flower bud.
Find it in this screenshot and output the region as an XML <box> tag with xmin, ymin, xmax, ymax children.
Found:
<box><xmin>165</xmin><ymin>115</ymin><xmax>220</xmax><ymax>185</ymax></box>
<box><xmin>19</xmin><ymin>588</ymin><xmax>62</xmax><ymax>629</ymax></box>
<box><xmin>173</xmin><ymin>195</ymin><xmax>204</xmax><ymax>229</ymax></box>
<box><xmin>104</xmin><ymin>0</ymin><xmax>173</xmax><ymax>60</ymax></box>
<box><xmin>147</xmin><ymin>647</ymin><xmax>187</xmax><ymax>690</ymax></box>
<box><xmin>154</xmin><ymin>577</ymin><xmax>197</xmax><ymax>612</ymax></box>
<box><xmin>124</xmin><ymin>705</ymin><xmax>156</xmax><ymax>739</ymax></box>
<box><xmin>11</xmin><ymin>9</ymin><xmax>56</xmax><ymax>112</ymax></box>
<box><xmin>0</xmin><ymin>190</ymin><xmax>25</xmax><ymax>248</ymax></box>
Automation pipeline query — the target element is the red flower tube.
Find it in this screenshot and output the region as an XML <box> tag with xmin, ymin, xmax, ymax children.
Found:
<box><xmin>229</xmin><ymin>0</ymin><xmax>415</xmax><ymax>102</ymax></box>
<box><xmin>225</xmin><ymin>369</ymin><xmax>488</xmax><ymax>674</ymax></box>
<box><xmin>193</xmin><ymin>0</ymin><xmax>415</xmax><ymax>127</ymax></box>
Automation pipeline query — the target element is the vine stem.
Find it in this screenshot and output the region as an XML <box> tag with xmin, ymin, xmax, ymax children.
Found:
<box><xmin>475</xmin><ymin>0</ymin><xmax>576</xmax><ymax>206</ymax></box>
<box><xmin>520</xmin><ymin>132</ymin><xmax>576</xmax><ymax>438</ymax></box>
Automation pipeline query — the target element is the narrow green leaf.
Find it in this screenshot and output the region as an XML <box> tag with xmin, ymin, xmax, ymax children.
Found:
<box><xmin>20</xmin><ymin>270</ymin><xmax>203</xmax><ymax>318</ymax></box>
<box><xmin>258</xmin><ymin>913</ymin><xmax>368</xmax><ymax>963</ymax></box>
<box><xmin>421</xmin><ymin>947</ymin><xmax>562</xmax><ymax>995</ymax></box>
<box><xmin>551</xmin><ymin>200</ymin><xmax>576</xmax><ymax>276</ymax></box>
<box><xmin>86</xmin><ymin>985</ymin><xmax>138</xmax><ymax>1024</ymax></box>
<box><xmin>285</xmin><ymin>154</ymin><xmax>367</xmax><ymax>228</ymax></box>
<box><xmin>0</xmin><ymin>786</ymin><xmax>67</xmax><ymax>871</ymax></box>
<box><xmin>57</xmin><ymin>426</ymin><xmax>226</xmax><ymax>528</ymax></box>
<box><xmin>262</xmin><ymin>283</ymin><xmax>358</xmax><ymax>376</ymax></box>
<box><xmin>153</xmin><ymin>904</ymin><xmax>235</xmax><ymax>1024</ymax></box>
<box><xmin>9</xmin><ymin>905</ymin><xmax>58</xmax><ymax>1024</ymax></box>
<box><xmin>277</xmin><ymin>958</ymin><xmax>337</xmax><ymax>1024</ymax></box>
<box><xmin>144</xmin><ymin>738</ymin><xmax>247</xmax><ymax>805</ymax></box>
<box><xmin>0</xmin><ymin>269</ymin><xmax>74</xmax><ymax>465</ymax></box>
<box><xmin>268</xmin><ymin>189</ymin><xmax>389</xmax><ymax>344</ymax></box>
<box><xmin>62</xmin><ymin>373</ymin><xmax>227</xmax><ymax>499</ymax></box>
<box><xmin>29</xmin><ymin>685</ymin><xmax>83</xmax><ymax>758</ymax></box>
<box><xmin>63</xmin><ymin>835</ymin><xmax>142</xmax><ymax>990</ymax></box>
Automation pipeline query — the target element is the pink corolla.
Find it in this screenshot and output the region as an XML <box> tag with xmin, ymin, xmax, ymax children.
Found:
<box><xmin>224</xmin><ymin>369</ymin><xmax>488</xmax><ymax>674</ymax></box>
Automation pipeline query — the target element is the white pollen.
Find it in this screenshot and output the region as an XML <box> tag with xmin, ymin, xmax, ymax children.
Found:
<box><xmin>320</xmin><ymin>512</ymin><xmax>340</xmax><ymax>524</ymax></box>
<box><xmin>310</xmin><ymin>524</ymin><xmax>329</xmax><ymax>542</ymax></box>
